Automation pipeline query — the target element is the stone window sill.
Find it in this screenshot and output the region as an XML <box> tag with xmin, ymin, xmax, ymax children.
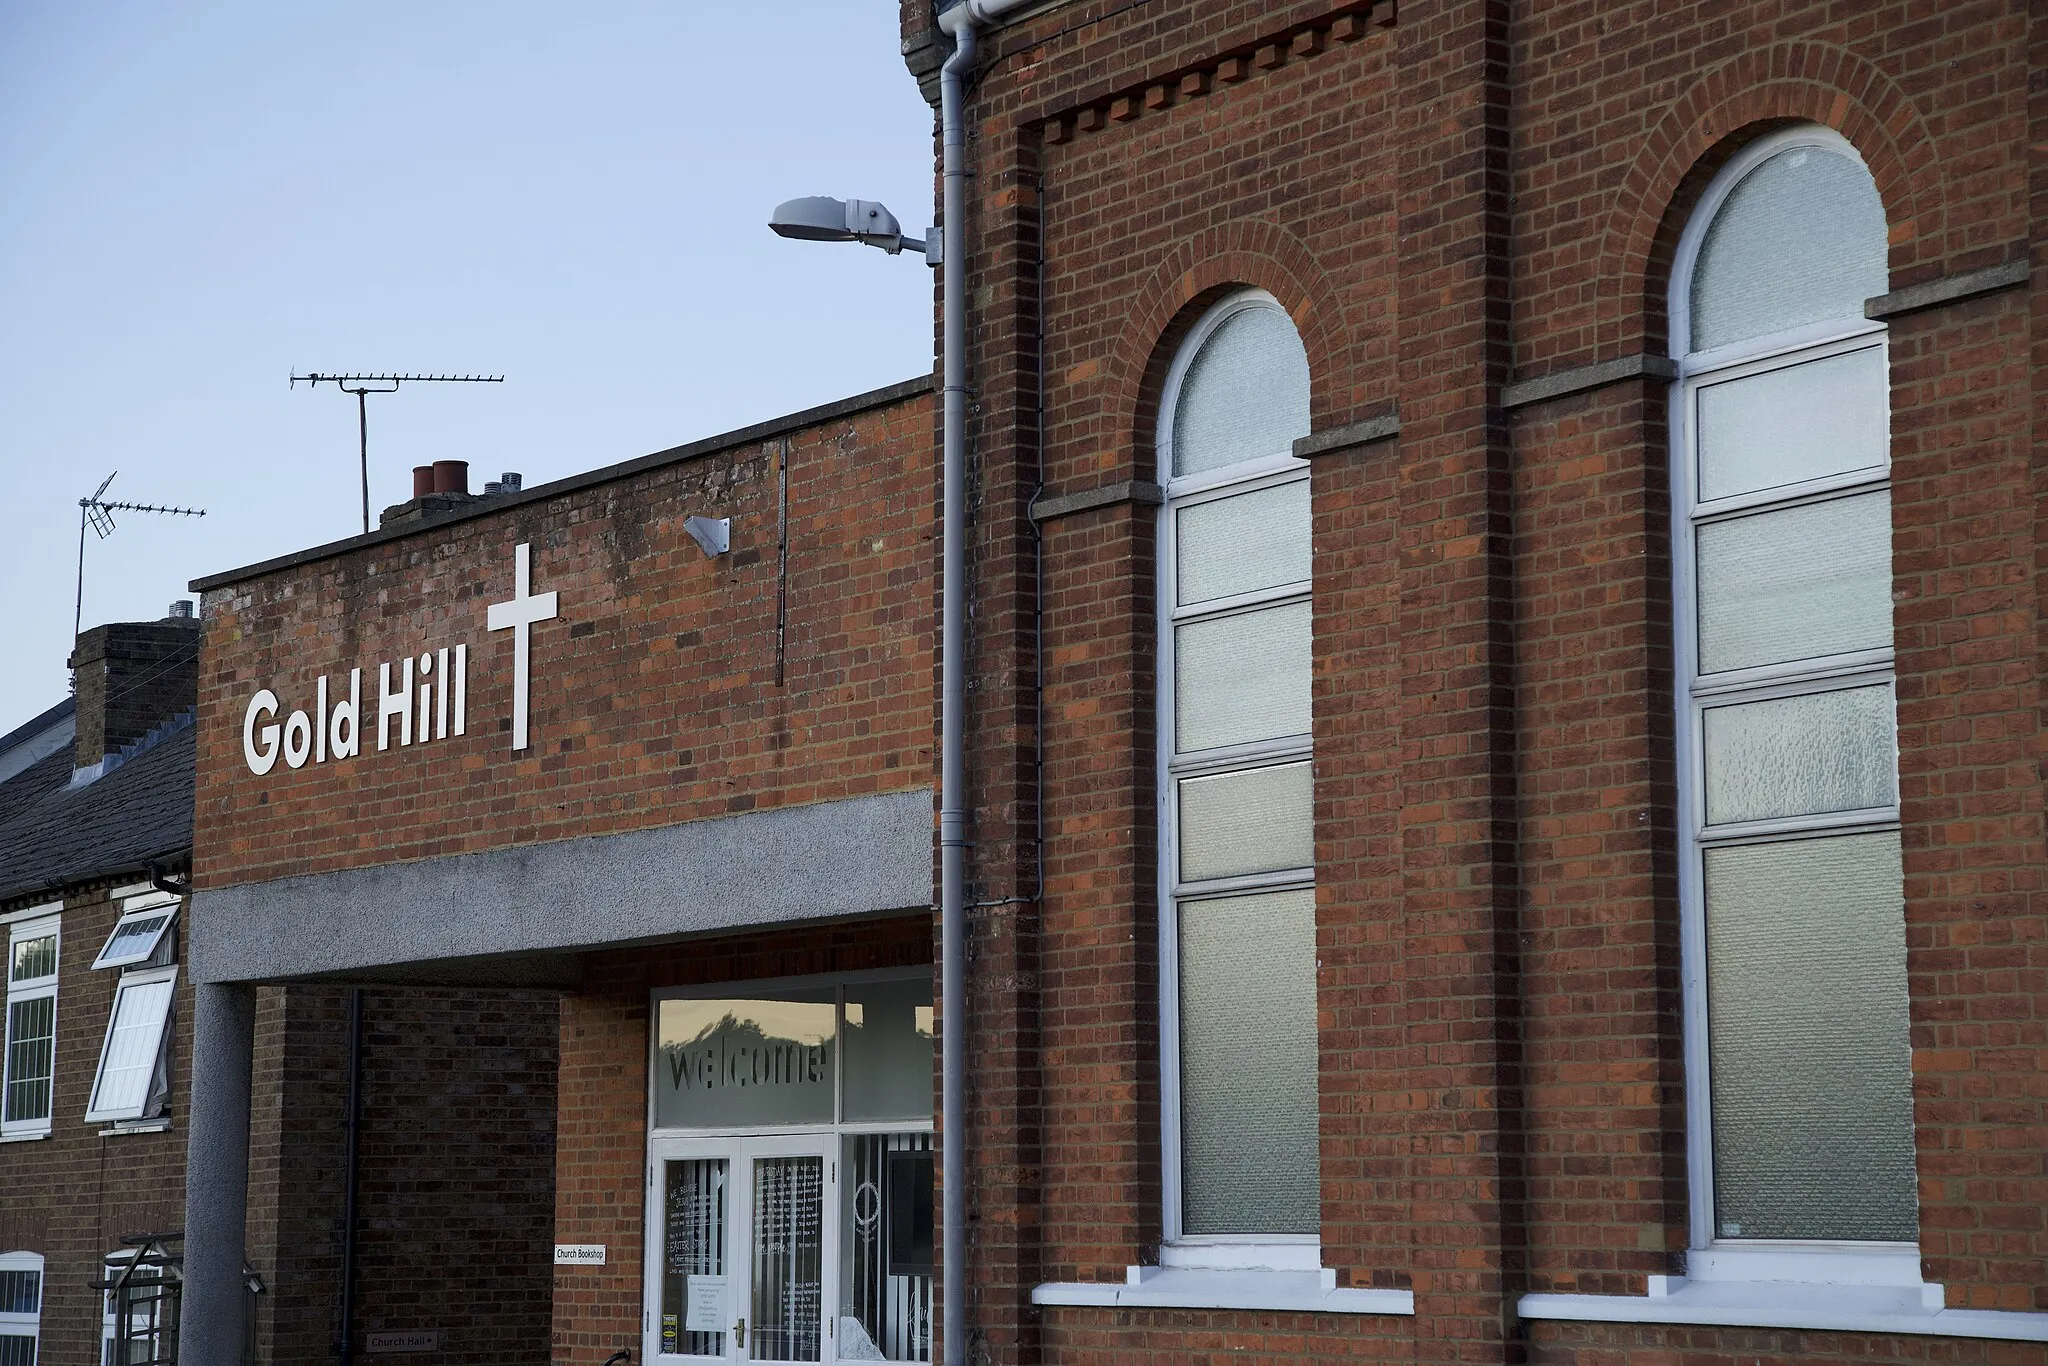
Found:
<box><xmin>1033</xmin><ymin>1266</ymin><xmax>1414</xmax><ymax>1315</ymax></box>
<box><xmin>0</xmin><ymin>1129</ymin><xmax>50</xmax><ymax>1143</ymax></box>
<box><xmin>1519</xmin><ymin>1277</ymin><xmax>2048</xmax><ymax>1343</ymax></box>
<box><xmin>101</xmin><ymin>1117</ymin><xmax>172</xmax><ymax>1137</ymax></box>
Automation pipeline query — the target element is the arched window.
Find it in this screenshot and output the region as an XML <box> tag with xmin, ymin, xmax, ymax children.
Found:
<box><xmin>1156</xmin><ymin>289</ymin><xmax>1319</xmax><ymax>1257</ymax></box>
<box><xmin>1670</xmin><ymin>127</ymin><xmax>1915</xmax><ymax>1277</ymax></box>
<box><xmin>0</xmin><ymin>1250</ymin><xmax>43</xmax><ymax>1366</ymax></box>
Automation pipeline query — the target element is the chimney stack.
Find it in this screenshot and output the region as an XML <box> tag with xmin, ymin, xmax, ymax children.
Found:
<box><xmin>68</xmin><ymin>616</ymin><xmax>201</xmax><ymax>770</ymax></box>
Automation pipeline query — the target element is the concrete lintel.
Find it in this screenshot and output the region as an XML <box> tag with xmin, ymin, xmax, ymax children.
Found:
<box><xmin>1293</xmin><ymin>409</ymin><xmax>1401</xmax><ymax>459</ymax></box>
<box><xmin>190</xmin><ymin>789</ymin><xmax>932</xmax><ymax>985</ymax></box>
<box><xmin>1866</xmin><ymin>259</ymin><xmax>2030</xmax><ymax>321</ymax></box>
<box><xmin>1029</xmin><ymin>479</ymin><xmax>1165</xmax><ymax>524</ymax></box>
<box><xmin>1502</xmin><ymin>353</ymin><xmax>1678</xmax><ymax>411</ymax></box>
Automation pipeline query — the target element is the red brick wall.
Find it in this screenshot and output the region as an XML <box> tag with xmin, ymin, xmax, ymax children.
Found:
<box><xmin>912</xmin><ymin>0</ymin><xmax>2048</xmax><ymax>1361</ymax></box>
<box><xmin>193</xmin><ymin>387</ymin><xmax>935</xmax><ymax>892</ymax></box>
<box><xmin>550</xmin><ymin>917</ymin><xmax>932</xmax><ymax>1365</ymax></box>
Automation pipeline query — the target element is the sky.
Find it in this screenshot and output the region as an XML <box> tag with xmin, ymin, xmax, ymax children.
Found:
<box><xmin>0</xmin><ymin>2</ymin><xmax>938</xmax><ymax>736</ymax></box>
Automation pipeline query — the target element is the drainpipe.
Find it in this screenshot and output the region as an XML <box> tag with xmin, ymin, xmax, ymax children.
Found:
<box><xmin>338</xmin><ymin>987</ymin><xmax>364</xmax><ymax>1364</ymax></box>
<box><xmin>936</xmin><ymin>20</ymin><xmax>976</xmax><ymax>1366</ymax></box>
<box><xmin>931</xmin><ymin>5</ymin><xmax>1037</xmax><ymax>1363</ymax></box>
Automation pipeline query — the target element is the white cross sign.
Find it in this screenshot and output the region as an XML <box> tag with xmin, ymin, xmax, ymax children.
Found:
<box><xmin>486</xmin><ymin>541</ymin><xmax>559</xmax><ymax>751</ymax></box>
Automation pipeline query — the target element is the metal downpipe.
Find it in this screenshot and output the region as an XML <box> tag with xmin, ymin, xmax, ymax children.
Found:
<box><xmin>938</xmin><ymin>16</ymin><xmax>977</xmax><ymax>1366</ymax></box>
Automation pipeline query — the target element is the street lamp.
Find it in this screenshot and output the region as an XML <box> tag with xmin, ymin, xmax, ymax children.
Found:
<box><xmin>768</xmin><ymin>195</ymin><xmax>939</xmax><ymax>262</ymax></box>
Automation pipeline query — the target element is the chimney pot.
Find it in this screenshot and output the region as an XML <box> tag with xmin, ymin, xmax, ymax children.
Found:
<box><xmin>432</xmin><ymin>460</ymin><xmax>469</xmax><ymax>495</ymax></box>
<box><xmin>500</xmin><ymin>471</ymin><xmax>522</xmax><ymax>492</ymax></box>
<box><xmin>412</xmin><ymin>465</ymin><xmax>435</xmax><ymax>498</ymax></box>
<box><xmin>167</xmin><ymin>600</ymin><xmax>194</xmax><ymax>619</ymax></box>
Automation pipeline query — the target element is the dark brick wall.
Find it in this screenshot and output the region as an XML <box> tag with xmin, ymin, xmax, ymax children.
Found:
<box><xmin>245</xmin><ymin>984</ymin><xmax>559</xmax><ymax>1366</ymax></box>
<box><xmin>0</xmin><ymin>893</ymin><xmax>556</xmax><ymax>1366</ymax></box>
<box><xmin>0</xmin><ymin>884</ymin><xmax>190</xmax><ymax>1366</ymax></box>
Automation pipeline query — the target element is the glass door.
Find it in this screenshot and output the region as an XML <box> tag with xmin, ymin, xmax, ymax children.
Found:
<box><xmin>650</xmin><ymin>1138</ymin><xmax>736</xmax><ymax>1364</ymax></box>
<box><xmin>741</xmin><ymin>1135</ymin><xmax>836</xmax><ymax>1363</ymax></box>
<box><xmin>648</xmin><ymin>1135</ymin><xmax>839</xmax><ymax>1364</ymax></box>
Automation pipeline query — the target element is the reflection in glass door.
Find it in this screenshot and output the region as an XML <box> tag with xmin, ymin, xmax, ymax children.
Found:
<box><xmin>653</xmin><ymin>1143</ymin><xmax>733</xmax><ymax>1364</ymax></box>
<box><xmin>648</xmin><ymin>1136</ymin><xmax>838</xmax><ymax>1364</ymax></box>
<box><xmin>747</xmin><ymin>1142</ymin><xmax>828</xmax><ymax>1361</ymax></box>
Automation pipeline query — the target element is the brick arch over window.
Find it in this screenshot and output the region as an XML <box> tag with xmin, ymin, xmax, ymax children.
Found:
<box><xmin>1596</xmin><ymin>41</ymin><xmax>1943</xmax><ymax>355</ymax></box>
<box><xmin>1108</xmin><ymin>218</ymin><xmax>1348</xmax><ymax>475</ymax></box>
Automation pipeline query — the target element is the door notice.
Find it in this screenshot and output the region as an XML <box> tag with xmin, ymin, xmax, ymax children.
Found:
<box><xmin>685</xmin><ymin>1274</ymin><xmax>727</xmax><ymax>1334</ymax></box>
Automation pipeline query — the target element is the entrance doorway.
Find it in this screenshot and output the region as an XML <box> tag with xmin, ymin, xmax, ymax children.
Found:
<box><xmin>644</xmin><ymin>974</ymin><xmax>935</xmax><ymax>1364</ymax></box>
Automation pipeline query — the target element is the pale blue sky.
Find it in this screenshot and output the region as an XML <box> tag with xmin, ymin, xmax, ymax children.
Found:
<box><xmin>0</xmin><ymin>2</ymin><xmax>937</xmax><ymax>735</ymax></box>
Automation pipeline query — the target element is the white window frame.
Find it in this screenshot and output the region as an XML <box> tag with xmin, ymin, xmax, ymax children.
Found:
<box><xmin>1154</xmin><ymin>287</ymin><xmax>1320</xmax><ymax>1269</ymax></box>
<box><xmin>84</xmin><ymin>964</ymin><xmax>177</xmax><ymax>1125</ymax></box>
<box><xmin>0</xmin><ymin>1250</ymin><xmax>41</xmax><ymax>1366</ymax></box>
<box><xmin>3</xmin><ymin>913</ymin><xmax>61</xmax><ymax>1140</ymax></box>
<box><xmin>1669</xmin><ymin>123</ymin><xmax>1920</xmax><ymax>1290</ymax></box>
<box><xmin>90</xmin><ymin>896</ymin><xmax>179</xmax><ymax>973</ymax></box>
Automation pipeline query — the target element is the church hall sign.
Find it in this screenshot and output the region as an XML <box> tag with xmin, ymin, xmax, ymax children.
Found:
<box><xmin>240</xmin><ymin>541</ymin><xmax>558</xmax><ymax>775</ymax></box>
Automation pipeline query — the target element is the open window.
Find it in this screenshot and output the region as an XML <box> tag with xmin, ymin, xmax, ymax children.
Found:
<box><xmin>85</xmin><ymin>966</ymin><xmax>176</xmax><ymax>1125</ymax></box>
<box><xmin>91</xmin><ymin>900</ymin><xmax>178</xmax><ymax>973</ymax></box>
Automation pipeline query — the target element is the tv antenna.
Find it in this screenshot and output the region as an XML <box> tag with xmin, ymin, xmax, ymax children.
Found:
<box><xmin>290</xmin><ymin>372</ymin><xmax>504</xmax><ymax>533</ymax></box>
<box><xmin>76</xmin><ymin>472</ymin><xmax>207</xmax><ymax>637</ymax></box>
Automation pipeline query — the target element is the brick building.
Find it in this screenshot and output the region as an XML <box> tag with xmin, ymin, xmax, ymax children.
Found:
<box><xmin>0</xmin><ymin>616</ymin><xmax>557</xmax><ymax>1366</ymax></box>
<box><xmin>172</xmin><ymin>1</ymin><xmax>2045</xmax><ymax>1364</ymax></box>
<box><xmin>0</xmin><ymin>620</ymin><xmax>199</xmax><ymax>1366</ymax></box>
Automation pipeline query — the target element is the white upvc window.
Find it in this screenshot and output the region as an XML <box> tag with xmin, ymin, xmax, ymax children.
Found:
<box><xmin>90</xmin><ymin>896</ymin><xmax>178</xmax><ymax>973</ymax></box>
<box><xmin>0</xmin><ymin>1250</ymin><xmax>41</xmax><ymax>1366</ymax></box>
<box><xmin>1670</xmin><ymin>124</ymin><xmax>1918</xmax><ymax>1287</ymax></box>
<box><xmin>1155</xmin><ymin>288</ymin><xmax>1320</xmax><ymax>1267</ymax></box>
<box><xmin>3</xmin><ymin>914</ymin><xmax>60</xmax><ymax>1139</ymax></box>
<box><xmin>85</xmin><ymin>965</ymin><xmax>176</xmax><ymax>1126</ymax></box>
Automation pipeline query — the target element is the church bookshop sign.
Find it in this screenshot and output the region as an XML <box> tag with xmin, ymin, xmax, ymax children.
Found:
<box><xmin>240</xmin><ymin>541</ymin><xmax>557</xmax><ymax>775</ymax></box>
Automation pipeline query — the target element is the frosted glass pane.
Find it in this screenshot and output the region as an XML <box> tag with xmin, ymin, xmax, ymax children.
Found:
<box><xmin>655</xmin><ymin>994</ymin><xmax>837</xmax><ymax>1128</ymax></box>
<box><xmin>1704</xmin><ymin>832</ymin><xmax>1916</xmax><ymax>1240</ymax></box>
<box><xmin>1696</xmin><ymin>491</ymin><xmax>1891</xmax><ymax>673</ymax></box>
<box><xmin>1179</xmin><ymin>761</ymin><xmax>1313</xmax><ymax>883</ymax></box>
<box><xmin>1177</xmin><ymin>480</ymin><xmax>1312</xmax><ymax>606</ymax></box>
<box><xmin>91</xmin><ymin>978</ymin><xmax>173</xmax><ymax>1116</ymax></box>
<box><xmin>1172</xmin><ymin>305</ymin><xmax>1311</xmax><ymax>477</ymax></box>
<box><xmin>842</xmin><ymin>977</ymin><xmax>935</xmax><ymax>1122</ymax></box>
<box><xmin>1696</xmin><ymin>347</ymin><xmax>1888</xmax><ymax>502</ymax></box>
<box><xmin>1703</xmin><ymin>685</ymin><xmax>1896</xmax><ymax>825</ymax></box>
<box><xmin>1178</xmin><ymin>888</ymin><xmax>1319</xmax><ymax>1234</ymax></box>
<box><xmin>1175</xmin><ymin>601</ymin><xmax>1312</xmax><ymax>752</ymax></box>
<box><xmin>1691</xmin><ymin>146</ymin><xmax>1887</xmax><ymax>352</ymax></box>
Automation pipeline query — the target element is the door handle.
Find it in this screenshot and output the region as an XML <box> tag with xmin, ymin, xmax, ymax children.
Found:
<box><xmin>732</xmin><ymin>1317</ymin><xmax>746</xmax><ymax>1351</ymax></box>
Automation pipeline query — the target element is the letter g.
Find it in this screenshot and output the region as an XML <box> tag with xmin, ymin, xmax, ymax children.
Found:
<box><xmin>244</xmin><ymin>689</ymin><xmax>281</xmax><ymax>775</ymax></box>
